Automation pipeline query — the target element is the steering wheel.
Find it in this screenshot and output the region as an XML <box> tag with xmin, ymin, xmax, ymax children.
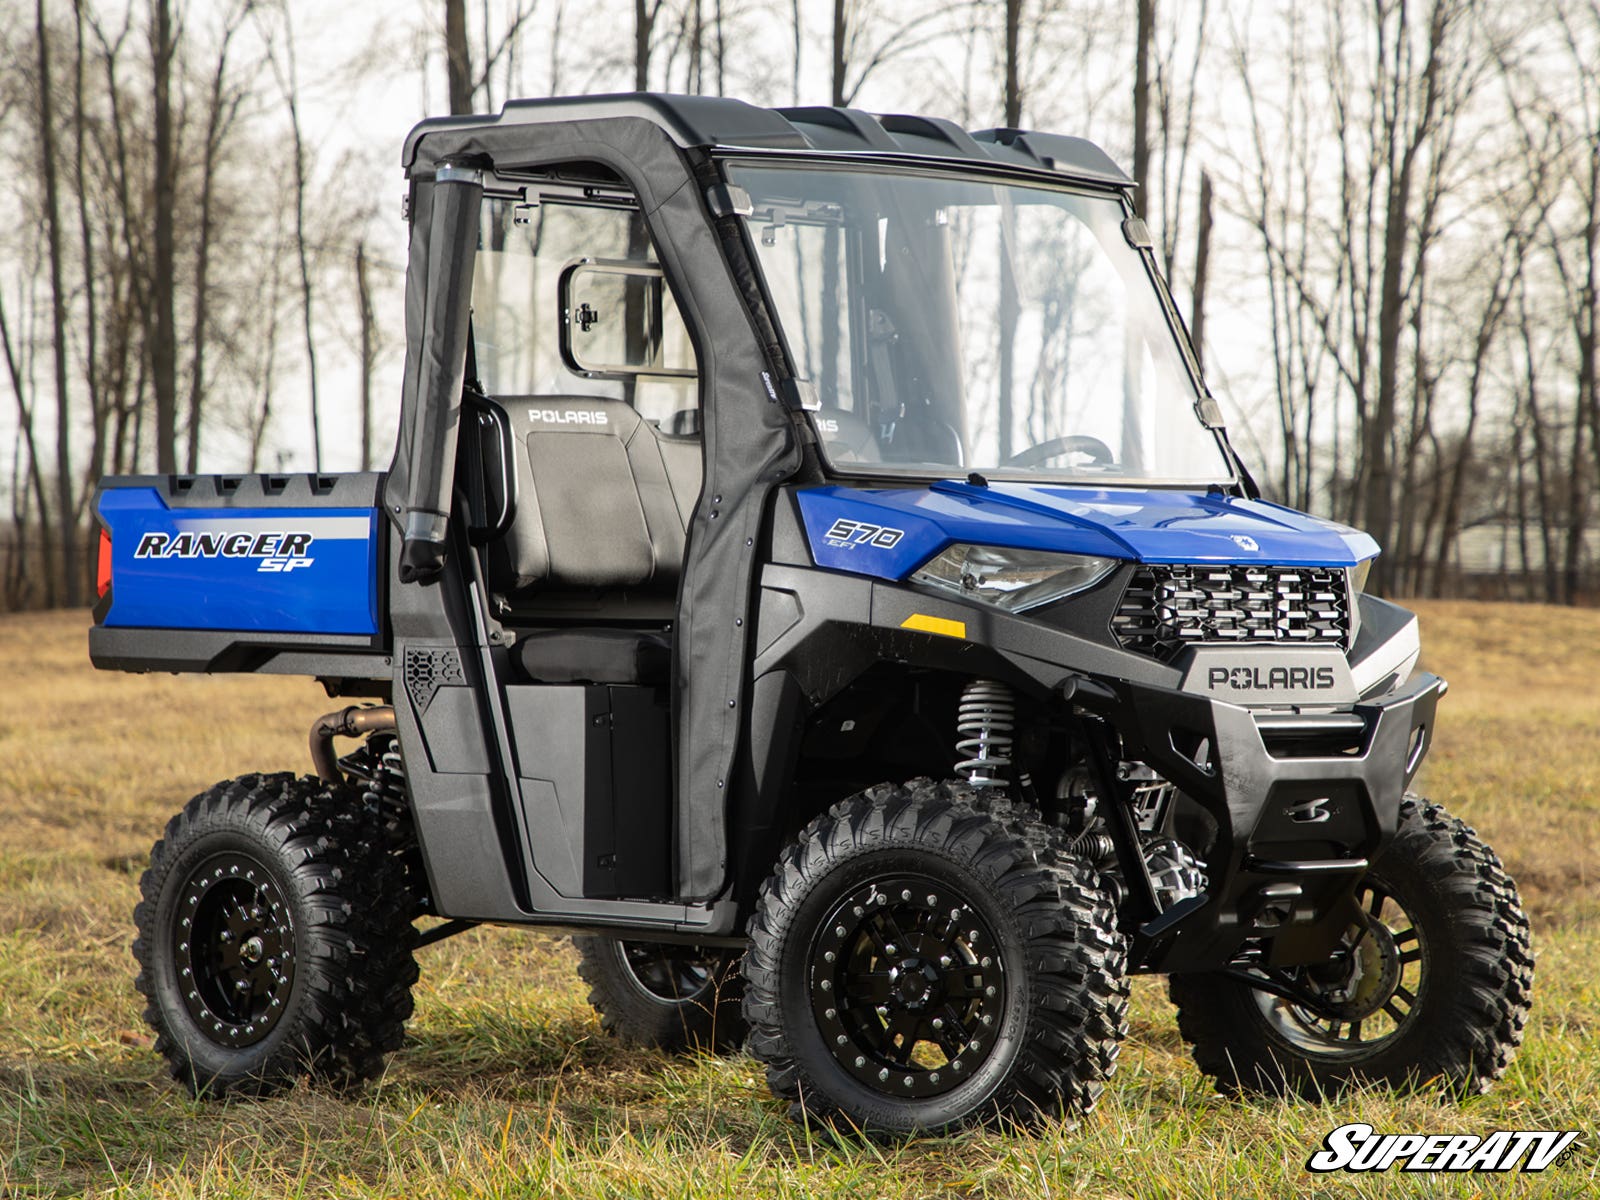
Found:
<box><xmin>1002</xmin><ymin>435</ymin><xmax>1115</xmax><ymax>470</ymax></box>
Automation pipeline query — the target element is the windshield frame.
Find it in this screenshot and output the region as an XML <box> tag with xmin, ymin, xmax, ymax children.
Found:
<box><xmin>716</xmin><ymin>152</ymin><xmax>1239</xmax><ymax>490</ymax></box>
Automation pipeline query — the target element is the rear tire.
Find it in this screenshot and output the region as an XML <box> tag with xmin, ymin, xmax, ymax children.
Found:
<box><xmin>133</xmin><ymin>773</ymin><xmax>419</xmax><ymax>1097</ymax></box>
<box><xmin>742</xmin><ymin>779</ymin><xmax>1128</xmax><ymax>1134</ymax></box>
<box><xmin>573</xmin><ymin>936</ymin><xmax>746</xmax><ymax>1052</ymax></box>
<box><xmin>1170</xmin><ymin>795</ymin><xmax>1532</xmax><ymax>1098</ymax></box>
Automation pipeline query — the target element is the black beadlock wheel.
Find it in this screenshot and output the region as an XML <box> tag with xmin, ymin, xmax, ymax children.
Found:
<box><xmin>742</xmin><ymin>779</ymin><xmax>1128</xmax><ymax>1134</ymax></box>
<box><xmin>1169</xmin><ymin>795</ymin><xmax>1533</xmax><ymax>1099</ymax></box>
<box><xmin>574</xmin><ymin>936</ymin><xmax>746</xmax><ymax>1052</ymax></box>
<box><xmin>133</xmin><ymin>773</ymin><xmax>420</xmax><ymax>1097</ymax></box>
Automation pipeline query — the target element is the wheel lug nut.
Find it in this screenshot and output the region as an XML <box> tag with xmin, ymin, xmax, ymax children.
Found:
<box><xmin>931</xmin><ymin>1018</ymin><xmax>944</xmax><ymax>1029</ymax></box>
<box><xmin>985</xmin><ymin>985</ymin><xmax>996</xmax><ymax>997</ymax></box>
<box><xmin>901</xmin><ymin>890</ymin><xmax>912</xmax><ymax>901</ymax></box>
<box><xmin>820</xmin><ymin>980</ymin><xmax>832</xmax><ymax>991</ymax></box>
<box><xmin>837</xmin><ymin>1035</ymin><xmax>848</xmax><ymax>1046</ymax></box>
<box><xmin>855</xmin><ymin>1056</ymin><xmax>866</xmax><ymax>1067</ymax></box>
<box><xmin>878</xmin><ymin>1068</ymin><xmax>890</xmax><ymax>1081</ymax></box>
<box><xmin>926</xmin><ymin>895</ymin><xmax>936</xmax><ymax>905</ymax></box>
<box><xmin>903</xmin><ymin>1075</ymin><xmax>914</xmax><ymax>1087</ymax></box>
<box><xmin>824</xmin><ymin>1008</ymin><xmax>836</xmax><ymax>1020</ymax></box>
<box><xmin>824</xmin><ymin>951</ymin><xmax>835</xmax><ymax>963</ymax></box>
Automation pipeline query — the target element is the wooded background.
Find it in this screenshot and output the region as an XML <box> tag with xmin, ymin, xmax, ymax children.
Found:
<box><xmin>2</xmin><ymin>0</ymin><xmax>1596</xmax><ymax>609</ymax></box>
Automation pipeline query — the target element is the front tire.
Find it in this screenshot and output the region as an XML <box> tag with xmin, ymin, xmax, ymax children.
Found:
<box><xmin>1170</xmin><ymin>795</ymin><xmax>1533</xmax><ymax>1098</ymax></box>
<box><xmin>573</xmin><ymin>936</ymin><xmax>746</xmax><ymax>1052</ymax></box>
<box><xmin>742</xmin><ymin>779</ymin><xmax>1128</xmax><ymax>1134</ymax></box>
<box><xmin>133</xmin><ymin>773</ymin><xmax>419</xmax><ymax>1097</ymax></box>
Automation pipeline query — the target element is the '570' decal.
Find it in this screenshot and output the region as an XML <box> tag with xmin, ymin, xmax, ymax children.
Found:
<box><xmin>823</xmin><ymin>518</ymin><xmax>905</xmax><ymax>549</ymax></box>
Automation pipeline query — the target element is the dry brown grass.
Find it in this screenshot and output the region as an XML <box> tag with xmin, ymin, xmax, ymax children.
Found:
<box><xmin>1413</xmin><ymin>601</ymin><xmax>1600</xmax><ymax>930</ymax></box>
<box><xmin>0</xmin><ymin>603</ymin><xmax>1596</xmax><ymax>1198</ymax></box>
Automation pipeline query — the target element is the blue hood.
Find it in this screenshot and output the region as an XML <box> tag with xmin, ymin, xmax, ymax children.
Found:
<box><xmin>796</xmin><ymin>481</ymin><xmax>1380</xmax><ymax>581</ymax></box>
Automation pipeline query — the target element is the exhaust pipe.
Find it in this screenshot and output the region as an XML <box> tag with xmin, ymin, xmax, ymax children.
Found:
<box><xmin>310</xmin><ymin>705</ymin><xmax>396</xmax><ymax>783</ymax></box>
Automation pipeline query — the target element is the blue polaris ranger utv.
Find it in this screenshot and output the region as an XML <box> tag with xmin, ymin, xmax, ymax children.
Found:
<box><xmin>90</xmin><ymin>95</ymin><xmax>1531</xmax><ymax>1133</ymax></box>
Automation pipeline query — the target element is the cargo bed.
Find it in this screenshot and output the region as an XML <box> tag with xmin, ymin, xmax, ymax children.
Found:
<box><xmin>90</xmin><ymin>472</ymin><xmax>390</xmax><ymax>681</ymax></box>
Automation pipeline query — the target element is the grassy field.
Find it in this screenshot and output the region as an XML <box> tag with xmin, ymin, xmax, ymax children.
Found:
<box><xmin>1</xmin><ymin>602</ymin><xmax>1597</xmax><ymax>1198</ymax></box>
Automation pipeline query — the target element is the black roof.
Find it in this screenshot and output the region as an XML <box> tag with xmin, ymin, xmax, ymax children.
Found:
<box><xmin>403</xmin><ymin>92</ymin><xmax>1132</xmax><ymax>188</ymax></box>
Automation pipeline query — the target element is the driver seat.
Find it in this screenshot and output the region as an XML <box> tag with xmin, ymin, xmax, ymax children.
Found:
<box><xmin>480</xmin><ymin>395</ymin><xmax>700</xmax><ymax>687</ymax></box>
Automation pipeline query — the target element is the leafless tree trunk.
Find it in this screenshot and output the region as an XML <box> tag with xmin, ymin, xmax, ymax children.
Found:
<box><xmin>272</xmin><ymin>9</ymin><xmax>323</xmax><ymax>472</ymax></box>
<box><xmin>1131</xmin><ymin>0</ymin><xmax>1154</xmax><ymax>206</ymax></box>
<box><xmin>37</xmin><ymin>0</ymin><xmax>81</xmax><ymax>602</ymax></box>
<box><xmin>185</xmin><ymin>5</ymin><xmax>248</xmax><ymax>474</ymax></box>
<box><xmin>997</xmin><ymin>0</ymin><xmax>1022</xmax><ymax>460</ymax></box>
<box><xmin>446</xmin><ymin>0</ymin><xmax>474</xmax><ymax>113</ymax></box>
<box><xmin>356</xmin><ymin>240</ymin><xmax>376</xmax><ymax>471</ymax></box>
<box><xmin>636</xmin><ymin>0</ymin><xmax>665</xmax><ymax>90</ymax></box>
<box><xmin>0</xmin><ymin>289</ymin><xmax>55</xmax><ymax>604</ymax></box>
<box><xmin>1190</xmin><ymin>170</ymin><xmax>1212</xmax><ymax>373</ymax></box>
<box><xmin>149</xmin><ymin>0</ymin><xmax>178</xmax><ymax>485</ymax></box>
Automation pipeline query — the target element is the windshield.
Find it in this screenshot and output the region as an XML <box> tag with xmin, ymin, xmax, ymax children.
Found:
<box><xmin>725</xmin><ymin>162</ymin><xmax>1232</xmax><ymax>485</ymax></box>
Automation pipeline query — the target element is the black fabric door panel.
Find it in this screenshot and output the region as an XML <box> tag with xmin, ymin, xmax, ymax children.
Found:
<box><xmin>397</xmin><ymin>117</ymin><xmax>804</xmax><ymax>899</ymax></box>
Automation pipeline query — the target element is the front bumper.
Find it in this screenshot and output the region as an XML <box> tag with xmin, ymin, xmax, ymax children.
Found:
<box><xmin>1070</xmin><ymin>670</ymin><xmax>1443</xmax><ymax>972</ymax></box>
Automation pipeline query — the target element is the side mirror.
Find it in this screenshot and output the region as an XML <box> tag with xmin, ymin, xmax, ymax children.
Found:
<box><xmin>558</xmin><ymin>258</ymin><xmax>696</xmax><ymax>379</ymax></box>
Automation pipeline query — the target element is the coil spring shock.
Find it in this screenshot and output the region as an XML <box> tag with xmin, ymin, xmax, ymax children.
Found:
<box><xmin>362</xmin><ymin>738</ymin><xmax>408</xmax><ymax>833</ymax></box>
<box><xmin>954</xmin><ymin>679</ymin><xmax>1015</xmax><ymax>788</ymax></box>
<box><xmin>360</xmin><ymin>736</ymin><xmax>428</xmax><ymax>915</ymax></box>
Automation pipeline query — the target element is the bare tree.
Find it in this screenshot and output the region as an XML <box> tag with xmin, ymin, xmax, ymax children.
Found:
<box><xmin>356</xmin><ymin>239</ymin><xmax>376</xmax><ymax>471</ymax></box>
<box><xmin>1131</xmin><ymin>0</ymin><xmax>1154</xmax><ymax>205</ymax></box>
<box><xmin>268</xmin><ymin>4</ymin><xmax>323</xmax><ymax>472</ymax></box>
<box><xmin>184</xmin><ymin>0</ymin><xmax>251</xmax><ymax>473</ymax></box>
<box><xmin>446</xmin><ymin>0</ymin><xmax>473</xmax><ymax>113</ymax></box>
<box><xmin>1190</xmin><ymin>170</ymin><xmax>1212</xmax><ymax>373</ymax></box>
<box><xmin>148</xmin><ymin>0</ymin><xmax>178</xmax><ymax>482</ymax></box>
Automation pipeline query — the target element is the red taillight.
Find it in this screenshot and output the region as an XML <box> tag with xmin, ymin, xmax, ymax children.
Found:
<box><xmin>97</xmin><ymin>529</ymin><xmax>112</xmax><ymax>598</ymax></box>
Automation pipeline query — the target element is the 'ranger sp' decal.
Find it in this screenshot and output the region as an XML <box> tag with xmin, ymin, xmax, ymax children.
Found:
<box><xmin>134</xmin><ymin>530</ymin><xmax>315</xmax><ymax>573</ymax></box>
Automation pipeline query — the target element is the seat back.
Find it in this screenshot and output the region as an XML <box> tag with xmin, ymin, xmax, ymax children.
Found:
<box><xmin>486</xmin><ymin>396</ymin><xmax>702</xmax><ymax>600</ymax></box>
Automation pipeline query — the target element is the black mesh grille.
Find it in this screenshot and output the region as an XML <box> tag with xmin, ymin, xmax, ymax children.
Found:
<box><xmin>1111</xmin><ymin>564</ymin><xmax>1351</xmax><ymax>661</ymax></box>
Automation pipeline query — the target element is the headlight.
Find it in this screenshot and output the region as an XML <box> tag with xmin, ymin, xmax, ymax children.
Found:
<box><xmin>1349</xmin><ymin>557</ymin><xmax>1374</xmax><ymax>596</ymax></box>
<box><xmin>910</xmin><ymin>545</ymin><xmax>1118</xmax><ymax>613</ymax></box>
<box><xmin>1347</xmin><ymin>557</ymin><xmax>1374</xmax><ymax>646</ymax></box>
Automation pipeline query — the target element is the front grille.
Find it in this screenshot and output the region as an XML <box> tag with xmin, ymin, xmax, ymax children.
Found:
<box><xmin>1111</xmin><ymin>564</ymin><xmax>1351</xmax><ymax>661</ymax></box>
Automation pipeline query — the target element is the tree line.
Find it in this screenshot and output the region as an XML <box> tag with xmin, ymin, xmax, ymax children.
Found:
<box><xmin>2</xmin><ymin>0</ymin><xmax>1597</xmax><ymax>608</ymax></box>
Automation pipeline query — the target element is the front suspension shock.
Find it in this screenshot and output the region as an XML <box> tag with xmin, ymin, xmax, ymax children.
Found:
<box><xmin>954</xmin><ymin>679</ymin><xmax>1015</xmax><ymax>788</ymax></box>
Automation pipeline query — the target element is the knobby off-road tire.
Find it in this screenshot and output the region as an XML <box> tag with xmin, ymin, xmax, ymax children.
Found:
<box><xmin>1170</xmin><ymin>795</ymin><xmax>1533</xmax><ymax>1099</ymax></box>
<box><xmin>573</xmin><ymin>937</ymin><xmax>747</xmax><ymax>1052</ymax></box>
<box><xmin>133</xmin><ymin>772</ymin><xmax>420</xmax><ymax>1097</ymax></box>
<box><xmin>742</xmin><ymin>779</ymin><xmax>1129</xmax><ymax>1134</ymax></box>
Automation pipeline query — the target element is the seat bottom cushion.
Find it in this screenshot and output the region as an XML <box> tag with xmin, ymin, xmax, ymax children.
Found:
<box><xmin>515</xmin><ymin>628</ymin><xmax>672</xmax><ymax>686</ymax></box>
